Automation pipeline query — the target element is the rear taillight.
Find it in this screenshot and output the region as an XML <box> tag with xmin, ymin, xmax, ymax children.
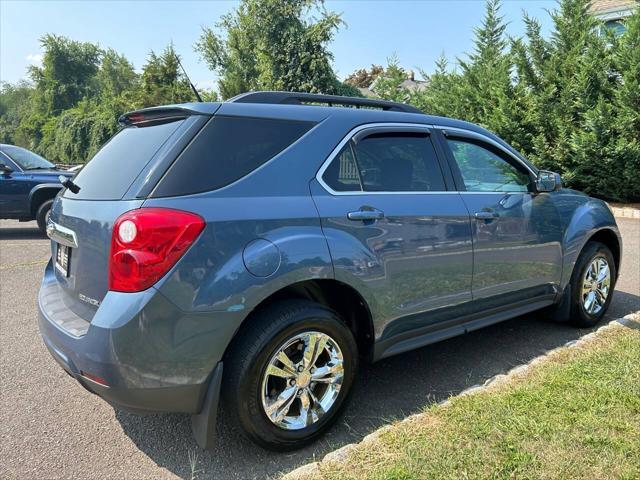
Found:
<box><xmin>109</xmin><ymin>208</ymin><xmax>205</xmax><ymax>292</ymax></box>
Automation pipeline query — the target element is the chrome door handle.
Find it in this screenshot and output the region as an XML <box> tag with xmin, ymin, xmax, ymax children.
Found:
<box><xmin>347</xmin><ymin>208</ymin><xmax>384</xmax><ymax>222</ymax></box>
<box><xmin>474</xmin><ymin>211</ymin><xmax>499</xmax><ymax>220</ymax></box>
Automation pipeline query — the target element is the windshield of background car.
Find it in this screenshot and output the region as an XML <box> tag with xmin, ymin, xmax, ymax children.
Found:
<box><xmin>2</xmin><ymin>145</ymin><xmax>55</xmax><ymax>170</ymax></box>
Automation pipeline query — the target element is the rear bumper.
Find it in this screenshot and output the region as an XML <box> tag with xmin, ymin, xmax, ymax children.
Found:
<box><xmin>39</xmin><ymin>327</ymin><xmax>209</xmax><ymax>413</ymax></box>
<box><xmin>37</xmin><ymin>260</ymin><xmax>239</xmax><ymax>415</ymax></box>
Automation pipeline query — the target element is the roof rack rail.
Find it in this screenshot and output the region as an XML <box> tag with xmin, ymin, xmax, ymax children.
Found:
<box><xmin>228</xmin><ymin>91</ymin><xmax>423</xmax><ymax>114</ymax></box>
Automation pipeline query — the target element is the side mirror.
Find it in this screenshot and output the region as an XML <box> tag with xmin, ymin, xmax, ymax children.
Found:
<box><xmin>535</xmin><ymin>170</ymin><xmax>561</xmax><ymax>193</ymax></box>
<box><xmin>0</xmin><ymin>163</ymin><xmax>13</xmax><ymax>174</ymax></box>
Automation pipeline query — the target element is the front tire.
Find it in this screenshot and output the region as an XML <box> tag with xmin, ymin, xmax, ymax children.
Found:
<box><xmin>223</xmin><ymin>300</ymin><xmax>358</xmax><ymax>450</ymax></box>
<box><xmin>35</xmin><ymin>199</ymin><xmax>53</xmax><ymax>234</ymax></box>
<box><xmin>567</xmin><ymin>241</ymin><xmax>616</xmax><ymax>327</ymax></box>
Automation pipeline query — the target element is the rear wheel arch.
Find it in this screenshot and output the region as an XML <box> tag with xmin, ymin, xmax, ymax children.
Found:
<box><xmin>225</xmin><ymin>279</ymin><xmax>375</xmax><ymax>362</ymax></box>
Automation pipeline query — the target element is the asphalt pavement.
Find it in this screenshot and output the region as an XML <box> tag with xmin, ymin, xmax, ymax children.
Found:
<box><xmin>1</xmin><ymin>218</ymin><xmax>638</xmax><ymax>480</ymax></box>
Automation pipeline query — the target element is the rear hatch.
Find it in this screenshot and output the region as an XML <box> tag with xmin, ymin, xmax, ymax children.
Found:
<box><xmin>46</xmin><ymin>106</ymin><xmax>215</xmax><ymax>322</ymax></box>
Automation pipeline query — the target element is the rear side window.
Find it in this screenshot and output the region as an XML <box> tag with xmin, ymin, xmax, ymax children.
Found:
<box><xmin>66</xmin><ymin>119</ymin><xmax>184</xmax><ymax>200</ymax></box>
<box><xmin>153</xmin><ymin>116</ymin><xmax>314</xmax><ymax>197</ymax></box>
<box><xmin>354</xmin><ymin>132</ymin><xmax>445</xmax><ymax>192</ymax></box>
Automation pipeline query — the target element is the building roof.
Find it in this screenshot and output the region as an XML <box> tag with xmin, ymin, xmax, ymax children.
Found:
<box><xmin>588</xmin><ymin>0</ymin><xmax>637</xmax><ymax>20</ymax></box>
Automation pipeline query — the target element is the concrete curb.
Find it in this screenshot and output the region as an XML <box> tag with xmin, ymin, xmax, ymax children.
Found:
<box><xmin>281</xmin><ymin>312</ymin><xmax>640</xmax><ymax>480</ymax></box>
<box><xmin>609</xmin><ymin>206</ymin><xmax>640</xmax><ymax>219</ymax></box>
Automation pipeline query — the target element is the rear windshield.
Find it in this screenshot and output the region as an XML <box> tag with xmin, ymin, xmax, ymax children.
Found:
<box><xmin>152</xmin><ymin>116</ymin><xmax>314</xmax><ymax>197</ymax></box>
<box><xmin>65</xmin><ymin>119</ymin><xmax>184</xmax><ymax>200</ymax></box>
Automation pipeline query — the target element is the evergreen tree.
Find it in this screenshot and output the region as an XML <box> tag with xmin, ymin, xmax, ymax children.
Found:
<box><xmin>137</xmin><ymin>45</ymin><xmax>196</xmax><ymax>107</ymax></box>
<box><xmin>612</xmin><ymin>10</ymin><xmax>640</xmax><ymax>200</ymax></box>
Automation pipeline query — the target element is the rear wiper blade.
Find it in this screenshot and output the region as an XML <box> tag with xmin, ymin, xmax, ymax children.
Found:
<box><xmin>59</xmin><ymin>175</ymin><xmax>80</xmax><ymax>194</ymax></box>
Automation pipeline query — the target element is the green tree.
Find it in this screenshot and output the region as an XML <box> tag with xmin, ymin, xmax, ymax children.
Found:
<box><xmin>195</xmin><ymin>0</ymin><xmax>352</xmax><ymax>99</ymax></box>
<box><xmin>136</xmin><ymin>44</ymin><xmax>197</xmax><ymax>107</ymax></box>
<box><xmin>411</xmin><ymin>54</ymin><xmax>463</xmax><ymax>118</ymax></box>
<box><xmin>369</xmin><ymin>55</ymin><xmax>411</xmax><ymax>102</ymax></box>
<box><xmin>0</xmin><ymin>81</ymin><xmax>34</xmax><ymax>144</ymax></box>
<box><xmin>96</xmin><ymin>48</ymin><xmax>137</xmax><ymax>99</ymax></box>
<box><xmin>28</xmin><ymin>34</ymin><xmax>101</xmax><ymax>115</ymax></box>
<box><xmin>612</xmin><ymin>10</ymin><xmax>640</xmax><ymax>201</ymax></box>
<box><xmin>511</xmin><ymin>0</ymin><xmax>629</xmax><ymax>198</ymax></box>
<box><xmin>38</xmin><ymin>99</ymin><xmax>120</xmax><ymax>164</ymax></box>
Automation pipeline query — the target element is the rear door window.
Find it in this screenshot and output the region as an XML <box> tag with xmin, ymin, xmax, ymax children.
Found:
<box><xmin>353</xmin><ymin>132</ymin><xmax>446</xmax><ymax>192</ymax></box>
<box><xmin>66</xmin><ymin>119</ymin><xmax>184</xmax><ymax>200</ymax></box>
<box><xmin>152</xmin><ymin>116</ymin><xmax>314</xmax><ymax>197</ymax></box>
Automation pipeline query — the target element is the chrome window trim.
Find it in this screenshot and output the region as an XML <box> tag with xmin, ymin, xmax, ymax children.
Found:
<box><xmin>315</xmin><ymin>122</ymin><xmax>461</xmax><ymax>196</ymax></box>
<box><xmin>434</xmin><ymin>125</ymin><xmax>537</xmax><ymax>177</ymax></box>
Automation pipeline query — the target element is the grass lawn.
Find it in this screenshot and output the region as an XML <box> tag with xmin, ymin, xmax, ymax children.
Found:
<box><xmin>294</xmin><ymin>318</ymin><xmax>640</xmax><ymax>480</ymax></box>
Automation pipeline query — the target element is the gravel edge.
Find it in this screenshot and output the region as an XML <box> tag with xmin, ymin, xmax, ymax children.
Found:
<box><xmin>280</xmin><ymin>312</ymin><xmax>640</xmax><ymax>480</ymax></box>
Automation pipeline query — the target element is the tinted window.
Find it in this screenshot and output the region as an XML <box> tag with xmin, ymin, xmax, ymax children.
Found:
<box><xmin>66</xmin><ymin>119</ymin><xmax>184</xmax><ymax>200</ymax></box>
<box><xmin>353</xmin><ymin>133</ymin><xmax>445</xmax><ymax>192</ymax></box>
<box><xmin>322</xmin><ymin>143</ymin><xmax>361</xmax><ymax>192</ymax></box>
<box><xmin>2</xmin><ymin>145</ymin><xmax>54</xmax><ymax>170</ymax></box>
<box><xmin>153</xmin><ymin>116</ymin><xmax>314</xmax><ymax>196</ymax></box>
<box><xmin>447</xmin><ymin>139</ymin><xmax>531</xmax><ymax>192</ymax></box>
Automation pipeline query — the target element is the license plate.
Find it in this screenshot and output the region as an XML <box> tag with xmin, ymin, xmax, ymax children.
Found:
<box><xmin>55</xmin><ymin>243</ymin><xmax>71</xmax><ymax>277</ymax></box>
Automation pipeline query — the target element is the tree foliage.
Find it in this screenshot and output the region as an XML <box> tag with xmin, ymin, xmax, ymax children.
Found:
<box><xmin>0</xmin><ymin>39</ymin><xmax>206</xmax><ymax>164</ymax></box>
<box><xmin>195</xmin><ymin>0</ymin><xmax>356</xmax><ymax>99</ymax></box>
<box><xmin>0</xmin><ymin>0</ymin><xmax>637</xmax><ymax>201</ymax></box>
<box><xmin>345</xmin><ymin>65</ymin><xmax>384</xmax><ymax>88</ymax></box>
<box><xmin>371</xmin><ymin>0</ymin><xmax>639</xmax><ymax>201</ymax></box>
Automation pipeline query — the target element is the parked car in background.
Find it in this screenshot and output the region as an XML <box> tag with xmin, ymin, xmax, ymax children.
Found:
<box><xmin>38</xmin><ymin>92</ymin><xmax>621</xmax><ymax>451</ymax></box>
<box><xmin>0</xmin><ymin>144</ymin><xmax>74</xmax><ymax>233</ymax></box>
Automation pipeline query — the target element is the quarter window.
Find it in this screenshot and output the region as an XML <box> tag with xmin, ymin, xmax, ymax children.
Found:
<box><xmin>322</xmin><ymin>144</ymin><xmax>361</xmax><ymax>192</ymax></box>
<box><xmin>446</xmin><ymin>139</ymin><xmax>531</xmax><ymax>192</ymax></box>
<box><xmin>153</xmin><ymin>116</ymin><xmax>315</xmax><ymax>197</ymax></box>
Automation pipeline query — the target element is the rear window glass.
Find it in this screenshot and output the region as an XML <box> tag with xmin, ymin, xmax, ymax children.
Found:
<box><xmin>64</xmin><ymin>119</ymin><xmax>184</xmax><ymax>200</ymax></box>
<box><xmin>152</xmin><ymin>116</ymin><xmax>314</xmax><ymax>197</ymax></box>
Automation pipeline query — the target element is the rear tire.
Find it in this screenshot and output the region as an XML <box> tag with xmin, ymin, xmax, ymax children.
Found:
<box><xmin>223</xmin><ymin>300</ymin><xmax>358</xmax><ymax>450</ymax></box>
<box><xmin>36</xmin><ymin>199</ymin><xmax>53</xmax><ymax>234</ymax></box>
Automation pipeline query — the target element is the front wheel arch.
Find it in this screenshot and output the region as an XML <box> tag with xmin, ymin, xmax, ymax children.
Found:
<box><xmin>29</xmin><ymin>185</ymin><xmax>61</xmax><ymax>218</ymax></box>
<box><xmin>585</xmin><ymin>228</ymin><xmax>621</xmax><ymax>279</ymax></box>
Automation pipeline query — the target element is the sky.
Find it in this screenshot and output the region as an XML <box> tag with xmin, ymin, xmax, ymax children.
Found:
<box><xmin>0</xmin><ymin>0</ymin><xmax>556</xmax><ymax>90</ymax></box>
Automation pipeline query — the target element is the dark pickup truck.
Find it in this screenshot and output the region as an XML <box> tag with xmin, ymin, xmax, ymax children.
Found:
<box><xmin>0</xmin><ymin>144</ymin><xmax>74</xmax><ymax>233</ymax></box>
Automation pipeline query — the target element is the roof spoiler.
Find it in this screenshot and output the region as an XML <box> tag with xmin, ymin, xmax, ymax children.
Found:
<box><xmin>118</xmin><ymin>103</ymin><xmax>220</xmax><ymax>126</ymax></box>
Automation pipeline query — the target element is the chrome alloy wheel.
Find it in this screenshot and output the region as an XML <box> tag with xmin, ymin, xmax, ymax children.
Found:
<box><xmin>260</xmin><ymin>331</ymin><xmax>344</xmax><ymax>430</ymax></box>
<box><xmin>581</xmin><ymin>256</ymin><xmax>611</xmax><ymax>316</ymax></box>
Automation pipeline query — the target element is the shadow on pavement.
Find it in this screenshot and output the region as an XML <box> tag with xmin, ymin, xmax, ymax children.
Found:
<box><xmin>114</xmin><ymin>291</ymin><xmax>639</xmax><ymax>479</ymax></box>
<box><xmin>0</xmin><ymin>224</ymin><xmax>45</xmax><ymax>240</ymax></box>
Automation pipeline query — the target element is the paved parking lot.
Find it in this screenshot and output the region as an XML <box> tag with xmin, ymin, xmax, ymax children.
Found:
<box><xmin>1</xmin><ymin>218</ymin><xmax>638</xmax><ymax>480</ymax></box>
